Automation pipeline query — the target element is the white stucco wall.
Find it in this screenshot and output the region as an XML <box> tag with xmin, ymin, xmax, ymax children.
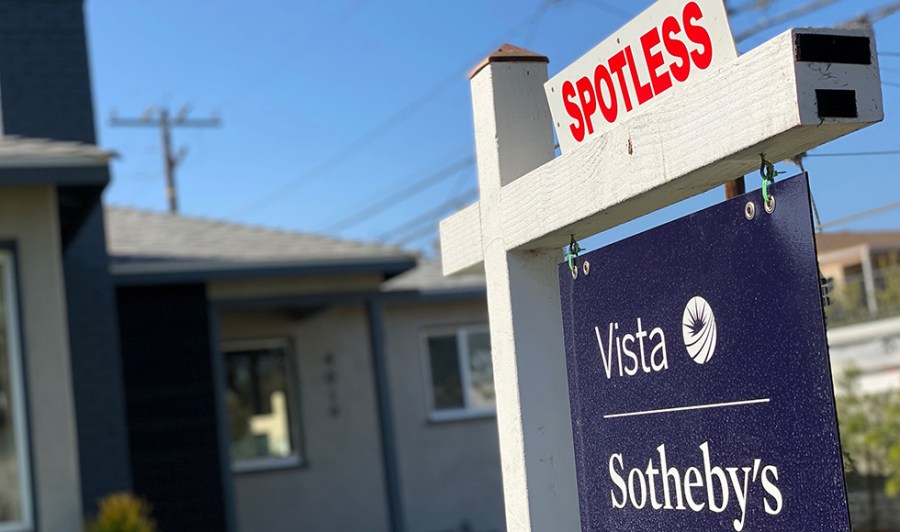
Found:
<box><xmin>219</xmin><ymin>305</ymin><xmax>390</xmax><ymax>532</ymax></box>
<box><xmin>382</xmin><ymin>299</ymin><xmax>506</xmax><ymax>532</ymax></box>
<box><xmin>829</xmin><ymin>314</ymin><xmax>900</xmax><ymax>393</ymax></box>
<box><xmin>0</xmin><ymin>185</ymin><xmax>82</xmax><ymax>530</ymax></box>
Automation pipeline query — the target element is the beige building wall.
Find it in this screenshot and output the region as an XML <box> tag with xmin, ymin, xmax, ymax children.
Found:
<box><xmin>219</xmin><ymin>305</ymin><xmax>390</xmax><ymax>532</ymax></box>
<box><xmin>382</xmin><ymin>299</ymin><xmax>506</xmax><ymax>532</ymax></box>
<box><xmin>819</xmin><ymin>246</ymin><xmax>869</xmax><ymax>288</ymax></box>
<box><xmin>0</xmin><ymin>185</ymin><xmax>82</xmax><ymax>530</ymax></box>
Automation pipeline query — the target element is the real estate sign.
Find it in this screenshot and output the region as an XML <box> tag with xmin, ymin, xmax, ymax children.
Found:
<box><xmin>559</xmin><ymin>174</ymin><xmax>850</xmax><ymax>531</ymax></box>
<box><xmin>545</xmin><ymin>0</ymin><xmax>736</xmax><ymax>153</ymax></box>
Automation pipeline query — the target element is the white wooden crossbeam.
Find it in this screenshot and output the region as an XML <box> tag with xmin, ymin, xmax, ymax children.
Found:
<box><xmin>440</xmin><ymin>25</ymin><xmax>883</xmax><ymax>531</ymax></box>
<box><xmin>440</xmin><ymin>202</ymin><xmax>483</xmax><ymax>276</ymax></box>
<box><xmin>441</xmin><ymin>27</ymin><xmax>883</xmax><ymax>275</ymax></box>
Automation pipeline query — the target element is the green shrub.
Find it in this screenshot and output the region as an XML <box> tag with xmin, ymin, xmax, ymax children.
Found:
<box><xmin>86</xmin><ymin>493</ymin><xmax>157</xmax><ymax>532</ymax></box>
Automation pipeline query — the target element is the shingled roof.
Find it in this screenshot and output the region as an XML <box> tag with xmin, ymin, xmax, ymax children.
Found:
<box><xmin>105</xmin><ymin>207</ymin><xmax>417</xmax><ymax>283</ymax></box>
<box><xmin>382</xmin><ymin>259</ymin><xmax>485</xmax><ymax>294</ymax></box>
<box><xmin>0</xmin><ymin>135</ymin><xmax>114</xmax><ymax>167</ymax></box>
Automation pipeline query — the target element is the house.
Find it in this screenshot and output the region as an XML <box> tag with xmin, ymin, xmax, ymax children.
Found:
<box><xmin>0</xmin><ymin>2</ymin><xmax>897</xmax><ymax>531</ymax></box>
<box><xmin>0</xmin><ymin>2</ymin><xmax>504</xmax><ymax>531</ymax></box>
<box><xmin>818</xmin><ymin>231</ymin><xmax>900</xmax><ymax>393</ymax></box>
<box><xmin>103</xmin><ymin>208</ymin><xmax>504</xmax><ymax>532</ymax></box>
<box><xmin>0</xmin><ymin>0</ymin><xmax>128</xmax><ymax>529</ymax></box>
<box><xmin>94</xmin><ymin>218</ymin><xmax>898</xmax><ymax>532</ymax></box>
<box><xmin>0</xmin><ymin>136</ymin><xmax>118</xmax><ymax>531</ymax></box>
<box><xmin>816</xmin><ymin>232</ymin><xmax>900</xmax><ymax>532</ymax></box>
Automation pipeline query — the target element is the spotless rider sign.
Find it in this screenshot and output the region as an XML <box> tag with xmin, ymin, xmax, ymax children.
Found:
<box><xmin>559</xmin><ymin>175</ymin><xmax>850</xmax><ymax>531</ymax></box>
<box><xmin>545</xmin><ymin>0</ymin><xmax>736</xmax><ymax>153</ymax></box>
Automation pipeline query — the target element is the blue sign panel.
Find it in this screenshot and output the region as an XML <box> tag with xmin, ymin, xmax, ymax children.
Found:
<box><xmin>559</xmin><ymin>174</ymin><xmax>849</xmax><ymax>531</ymax></box>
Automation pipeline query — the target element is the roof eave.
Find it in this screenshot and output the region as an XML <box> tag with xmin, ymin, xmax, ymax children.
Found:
<box><xmin>110</xmin><ymin>255</ymin><xmax>418</xmax><ymax>286</ymax></box>
<box><xmin>379</xmin><ymin>286</ymin><xmax>487</xmax><ymax>304</ymax></box>
<box><xmin>0</xmin><ymin>156</ymin><xmax>113</xmax><ymax>168</ymax></box>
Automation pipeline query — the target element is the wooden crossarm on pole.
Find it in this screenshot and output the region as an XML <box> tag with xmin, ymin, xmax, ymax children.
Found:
<box><xmin>441</xmin><ymin>27</ymin><xmax>883</xmax><ymax>276</ymax></box>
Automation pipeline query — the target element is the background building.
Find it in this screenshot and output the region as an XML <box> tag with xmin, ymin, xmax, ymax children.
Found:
<box><xmin>0</xmin><ymin>1</ymin><xmax>896</xmax><ymax>531</ymax></box>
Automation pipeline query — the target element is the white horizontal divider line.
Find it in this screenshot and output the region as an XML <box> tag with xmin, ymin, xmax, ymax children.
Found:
<box><xmin>603</xmin><ymin>398</ymin><xmax>771</xmax><ymax>419</ymax></box>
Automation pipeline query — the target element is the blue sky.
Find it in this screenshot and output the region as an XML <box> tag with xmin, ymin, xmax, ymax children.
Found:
<box><xmin>85</xmin><ymin>1</ymin><xmax>900</xmax><ymax>255</ymax></box>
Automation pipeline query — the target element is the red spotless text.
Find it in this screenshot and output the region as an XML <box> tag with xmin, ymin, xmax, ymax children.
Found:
<box><xmin>544</xmin><ymin>0</ymin><xmax>736</xmax><ymax>152</ymax></box>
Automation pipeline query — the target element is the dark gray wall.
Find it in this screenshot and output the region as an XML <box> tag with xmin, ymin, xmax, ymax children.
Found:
<box><xmin>63</xmin><ymin>200</ymin><xmax>132</xmax><ymax>515</ymax></box>
<box><xmin>117</xmin><ymin>284</ymin><xmax>230</xmax><ymax>532</ymax></box>
<box><xmin>0</xmin><ymin>0</ymin><xmax>132</xmax><ymax>516</ymax></box>
<box><xmin>0</xmin><ymin>0</ymin><xmax>96</xmax><ymax>143</ymax></box>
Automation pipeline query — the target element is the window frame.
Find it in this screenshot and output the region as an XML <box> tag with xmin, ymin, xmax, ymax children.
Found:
<box><xmin>420</xmin><ymin>324</ymin><xmax>496</xmax><ymax>423</ymax></box>
<box><xmin>221</xmin><ymin>338</ymin><xmax>304</xmax><ymax>474</ymax></box>
<box><xmin>0</xmin><ymin>248</ymin><xmax>34</xmax><ymax>532</ymax></box>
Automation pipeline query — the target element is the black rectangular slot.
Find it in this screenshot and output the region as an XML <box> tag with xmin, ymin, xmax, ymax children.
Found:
<box><xmin>816</xmin><ymin>89</ymin><xmax>858</xmax><ymax>118</ymax></box>
<box><xmin>795</xmin><ymin>34</ymin><xmax>871</xmax><ymax>65</ymax></box>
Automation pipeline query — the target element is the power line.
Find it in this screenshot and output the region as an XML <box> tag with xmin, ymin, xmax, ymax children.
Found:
<box><xmin>110</xmin><ymin>106</ymin><xmax>221</xmax><ymax>213</ymax></box>
<box><xmin>388</xmin><ymin>221</ymin><xmax>445</xmax><ymax>249</ymax></box>
<box><xmin>882</xmin><ymin>52</ymin><xmax>900</xmax><ymax>57</ymax></box>
<box><xmin>215</xmin><ymin>0</ymin><xmax>367</xmax><ymax>110</ymax></box>
<box><xmin>576</xmin><ymin>0</ymin><xmax>633</xmax><ymax>20</ymax></box>
<box><xmin>524</xmin><ymin>1</ymin><xmax>553</xmax><ymax>47</ymax></box>
<box><xmin>230</xmin><ymin>68</ymin><xmax>466</xmax><ymax>218</ymax></box>
<box><xmin>380</xmin><ymin>187</ymin><xmax>478</xmax><ymax>243</ymax></box>
<box><xmin>836</xmin><ymin>2</ymin><xmax>900</xmax><ymax>28</ymax></box>
<box><xmin>322</xmin><ymin>154</ymin><xmax>475</xmax><ymax>233</ymax></box>
<box><xmin>378</xmin><ymin>0</ymin><xmax>878</xmax><ymax>241</ymax></box>
<box><xmin>726</xmin><ymin>0</ymin><xmax>781</xmax><ymax>16</ymax></box>
<box><xmin>882</xmin><ymin>80</ymin><xmax>900</xmax><ymax>89</ymax></box>
<box><xmin>377</xmin><ymin>187</ymin><xmax>479</xmax><ymax>243</ymax></box>
<box><xmin>230</xmin><ymin>0</ymin><xmax>557</xmax><ymax>218</ymax></box>
<box><xmin>734</xmin><ymin>0</ymin><xmax>846</xmax><ymax>42</ymax></box>
<box><xmin>806</xmin><ymin>150</ymin><xmax>900</xmax><ymax>157</ymax></box>
<box><xmin>722</xmin><ymin>0</ymin><xmax>866</xmax><ymax>196</ymax></box>
<box><xmin>819</xmin><ymin>200</ymin><xmax>900</xmax><ymax>229</ymax></box>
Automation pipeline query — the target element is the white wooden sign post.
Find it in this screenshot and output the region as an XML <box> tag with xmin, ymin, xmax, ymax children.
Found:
<box><xmin>440</xmin><ymin>4</ymin><xmax>883</xmax><ymax>529</ymax></box>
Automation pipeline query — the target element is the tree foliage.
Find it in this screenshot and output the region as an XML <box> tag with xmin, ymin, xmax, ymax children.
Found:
<box><xmin>876</xmin><ymin>252</ymin><xmax>900</xmax><ymax>317</ymax></box>
<box><xmin>836</xmin><ymin>364</ymin><xmax>900</xmax><ymax>496</ymax></box>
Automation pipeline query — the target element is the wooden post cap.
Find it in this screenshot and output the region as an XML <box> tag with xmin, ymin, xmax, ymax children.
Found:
<box><xmin>468</xmin><ymin>44</ymin><xmax>549</xmax><ymax>79</ymax></box>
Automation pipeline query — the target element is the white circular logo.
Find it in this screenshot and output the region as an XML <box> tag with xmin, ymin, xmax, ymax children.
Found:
<box><xmin>682</xmin><ymin>296</ymin><xmax>717</xmax><ymax>364</ymax></box>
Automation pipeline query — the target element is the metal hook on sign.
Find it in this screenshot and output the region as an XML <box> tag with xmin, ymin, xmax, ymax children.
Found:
<box><xmin>759</xmin><ymin>154</ymin><xmax>781</xmax><ymax>213</ymax></box>
<box><xmin>567</xmin><ymin>235</ymin><xmax>583</xmax><ymax>279</ymax></box>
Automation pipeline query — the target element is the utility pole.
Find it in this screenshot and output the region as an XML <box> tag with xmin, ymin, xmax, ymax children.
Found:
<box><xmin>110</xmin><ymin>106</ymin><xmax>220</xmax><ymax>213</ymax></box>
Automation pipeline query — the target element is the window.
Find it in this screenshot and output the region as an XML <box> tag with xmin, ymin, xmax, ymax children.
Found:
<box><xmin>223</xmin><ymin>339</ymin><xmax>301</xmax><ymax>472</ymax></box>
<box><xmin>0</xmin><ymin>250</ymin><xmax>32</xmax><ymax>531</ymax></box>
<box><xmin>423</xmin><ymin>325</ymin><xmax>495</xmax><ymax>421</ymax></box>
